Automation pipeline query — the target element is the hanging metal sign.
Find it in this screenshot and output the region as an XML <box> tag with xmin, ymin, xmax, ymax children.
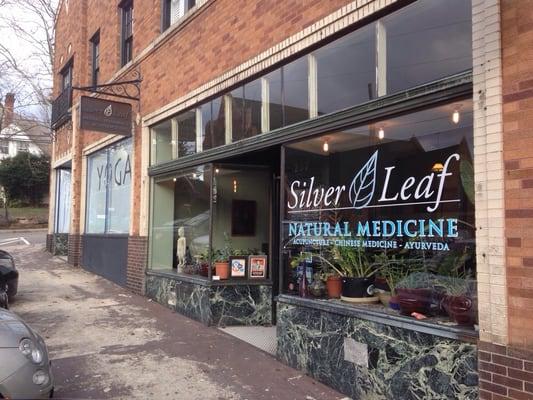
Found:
<box><xmin>79</xmin><ymin>96</ymin><xmax>132</xmax><ymax>136</ymax></box>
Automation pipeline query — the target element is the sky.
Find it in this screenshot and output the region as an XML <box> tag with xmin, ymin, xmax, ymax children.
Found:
<box><xmin>0</xmin><ymin>0</ymin><xmax>59</xmax><ymax>119</ymax></box>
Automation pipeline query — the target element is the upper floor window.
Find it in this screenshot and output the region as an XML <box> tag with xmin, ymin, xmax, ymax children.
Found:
<box><xmin>120</xmin><ymin>0</ymin><xmax>133</xmax><ymax>66</ymax></box>
<box><xmin>60</xmin><ymin>59</ymin><xmax>73</xmax><ymax>92</ymax></box>
<box><xmin>17</xmin><ymin>141</ymin><xmax>29</xmax><ymax>153</ymax></box>
<box><xmin>90</xmin><ymin>31</ymin><xmax>100</xmax><ymax>87</ymax></box>
<box><xmin>0</xmin><ymin>140</ymin><xmax>9</xmax><ymax>154</ymax></box>
<box><xmin>162</xmin><ymin>0</ymin><xmax>195</xmax><ymax>31</ymax></box>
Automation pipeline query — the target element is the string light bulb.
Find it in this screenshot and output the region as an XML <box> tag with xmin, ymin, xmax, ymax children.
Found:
<box><xmin>215</xmin><ymin>168</ymin><xmax>220</xmax><ymax>174</ymax></box>
<box><xmin>378</xmin><ymin>127</ymin><xmax>385</xmax><ymax>140</ymax></box>
<box><xmin>233</xmin><ymin>179</ymin><xmax>238</xmax><ymax>193</ymax></box>
<box><xmin>452</xmin><ymin>109</ymin><xmax>460</xmax><ymax>124</ymax></box>
<box><xmin>322</xmin><ymin>140</ymin><xmax>329</xmax><ymax>153</ymax></box>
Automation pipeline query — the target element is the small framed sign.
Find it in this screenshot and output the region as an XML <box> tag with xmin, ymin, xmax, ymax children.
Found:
<box><xmin>248</xmin><ymin>255</ymin><xmax>267</xmax><ymax>279</ymax></box>
<box><xmin>229</xmin><ymin>256</ymin><xmax>247</xmax><ymax>278</ymax></box>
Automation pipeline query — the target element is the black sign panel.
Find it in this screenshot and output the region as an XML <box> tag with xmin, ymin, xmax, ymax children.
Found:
<box><xmin>80</xmin><ymin>96</ymin><xmax>132</xmax><ymax>136</ymax></box>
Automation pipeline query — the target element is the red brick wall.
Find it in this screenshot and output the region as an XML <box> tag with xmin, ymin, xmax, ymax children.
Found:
<box><xmin>501</xmin><ymin>0</ymin><xmax>533</xmax><ymax>349</ymax></box>
<box><xmin>139</xmin><ymin>0</ymin><xmax>352</xmax><ymax>116</ymax></box>
<box><xmin>126</xmin><ymin>236</ymin><xmax>148</xmax><ymax>294</ymax></box>
<box><xmin>479</xmin><ymin>2</ymin><xmax>533</xmax><ymax>398</ymax></box>
<box><xmin>479</xmin><ymin>342</ymin><xmax>533</xmax><ymax>400</ymax></box>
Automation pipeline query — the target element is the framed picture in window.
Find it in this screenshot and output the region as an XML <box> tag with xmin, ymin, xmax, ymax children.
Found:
<box><xmin>248</xmin><ymin>255</ymin><xmax>267</xmax><ymax>279</ymax></box>
<box><xmin>231</xmin><ymin>199</ymin><xmax>256</xmax><ymax>236</ymax></box>
<box><xmin>229</xmin><ymin>256</ymin><xmax>247</xmax><ymax>278</ymax></box>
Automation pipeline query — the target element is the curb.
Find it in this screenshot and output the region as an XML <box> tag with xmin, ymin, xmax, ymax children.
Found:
<box><xmin>0</xmin><ymin>228</ymin><xmax>48</xmax><ymax>234</ymax></box>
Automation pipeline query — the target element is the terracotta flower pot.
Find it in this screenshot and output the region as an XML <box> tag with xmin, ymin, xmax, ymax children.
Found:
<box><xmin>215</xmin><ymin>262</ymin><xmax>230</xmax><ymax>280</ymax></box>
<box><xmin>326</xmin><ymin>276</ymin><xmax>342</xmax><ymax>299</ymax></box>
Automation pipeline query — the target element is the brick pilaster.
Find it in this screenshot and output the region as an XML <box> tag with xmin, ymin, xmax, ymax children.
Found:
<box><xmin>126</xmin><ymin>236</ymin><xmax>148</xmax><ymax>294</ymax></box>
<box><xmin>67</xmin><ymin>234</ymin><xmax>82</xmax><ymax>266</ymax></box>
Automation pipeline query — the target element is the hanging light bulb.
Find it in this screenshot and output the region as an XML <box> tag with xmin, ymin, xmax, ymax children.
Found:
<box><xmin>378</xmin><ymin>127</ymin><xmax>385</xmax><ymax>140</ymax></box>
<box><xmin>431</xmin><ymin>162</ymin><xmax>444</xmax><ymax>173</ymax></box>
<box><xmin>233</xmin><ymin>179</ymin><xmax>238</xmax><ymax>193</ymax></box>
<box><xmin>173</xmin><ymin>177</ymin><xmax>177</xmax><ymax>182</ymax></box>
<box><xmin>215</xmin><ymin>168</ymin><xmax>220</xmax><ymax>174</ymax></box>
<box><xmin>452</xmin><ymin>109</ymin><xmax>460</xmax><ymax>124</ymax></box>
<box><xmin>322</xmin><ymin>140</ymin><xmax>329</xmax><ymax>153</ymax></box>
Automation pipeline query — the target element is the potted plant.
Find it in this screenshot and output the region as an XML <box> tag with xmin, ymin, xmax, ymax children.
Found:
<box><xmin>324</xmin><ymin>271</ymin><xmax>342</xmax><ymax>299</ymax></box>
<box><xmin>332</xmin><ymin>244</ymin><xmax>378</xmax><ymax>300</ymax></box>
<box><xmin>440</xmin><ymin>276</ymin><xmax>477</xmax><ymax>326</ymax></box>
<box><xmin>213</xmin><ymin>234</ymin><xmax>233</xmax><ymax>280</ymax></box>
<box><xmin>395</xmin><ymin>272</ymin><xmax>442</xmax><ymax>316</ymax></box>
<box><xmin>376</xmin><ymin>253</ymin><xmax>423</xmax><ymax>310</ymax></box>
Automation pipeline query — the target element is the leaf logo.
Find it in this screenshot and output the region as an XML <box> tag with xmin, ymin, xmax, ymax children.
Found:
<box><xmin>349</xmin><ymin>150</ymin><xmax>378</xmax><ymax>209</ymax></box>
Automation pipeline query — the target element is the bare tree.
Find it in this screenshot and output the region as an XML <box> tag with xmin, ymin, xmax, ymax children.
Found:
<box><xmin>0</xmin><ymin>0</ymin><xmax>58</xmax><ymax>137</ymax></box>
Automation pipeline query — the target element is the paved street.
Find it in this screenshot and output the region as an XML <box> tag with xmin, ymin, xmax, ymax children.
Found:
<box><xmin>6</xmin><ymin>235</ymin><xmax>343</xmax><ymax>400</ymax></box>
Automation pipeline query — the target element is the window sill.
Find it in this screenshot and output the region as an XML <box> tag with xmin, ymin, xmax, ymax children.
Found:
<box><xmin>276</xmin><ymin>294</ymin><xmax>478</xmax><ymax>343</ymax></box>
<box><xmin>146</xmin><ymin>268</ymin><xmax>272</xmax><ymax>287</ymax></box>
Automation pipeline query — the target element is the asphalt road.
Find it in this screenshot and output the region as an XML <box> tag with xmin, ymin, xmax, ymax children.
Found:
<box><xmin>0</xmin><ymin>229</ymin><xmax>46</xmax><ymax>247</ymax></box>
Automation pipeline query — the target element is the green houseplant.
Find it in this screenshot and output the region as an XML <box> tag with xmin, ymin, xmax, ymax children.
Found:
<box><xmin>332</xmin><ymin>244</ymin><xmax>379</xmax><ymax>300</ymax></box>
<box><xmin>375</xmin><ymin>253</ymin><xmax>421</xmax><ymax>309</ymax></box>
<box><xmin>214</xmin><ymin>233</ymin><xmax>233</xmax><ymax>280</ymax></box>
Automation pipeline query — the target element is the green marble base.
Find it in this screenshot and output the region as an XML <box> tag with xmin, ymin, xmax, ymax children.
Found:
<box><xmin>145</xmin><ymin>271</ymin><xmax>273</xmax><ymax>327</ymax></box>
<box><xmin>276</xmin><ymin>295</ymin><xmax>478</xmax><ymax>400</ymax></box>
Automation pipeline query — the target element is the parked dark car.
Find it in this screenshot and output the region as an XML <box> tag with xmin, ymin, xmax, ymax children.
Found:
<box><xmin>0</xmin><ymin>250</ymin><xmax>18</xmax><ymax>308</ymax></box>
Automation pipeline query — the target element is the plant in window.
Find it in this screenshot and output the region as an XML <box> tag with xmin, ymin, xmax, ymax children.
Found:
<box><xmin>375</xmin><ymin>253</ymin><xmax>422</xmax><ymax>310</ymax></box>
<box><xmin>213</xmin><ymin>233</ymin><xmax>233</xmax><ymax>280</ymax></box>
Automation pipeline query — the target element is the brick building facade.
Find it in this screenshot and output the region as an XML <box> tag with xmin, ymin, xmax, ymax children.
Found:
<box><xmin>48</xmin><ymin>0</ymin><xmax>533</xmax><ymax>398</ymax></box>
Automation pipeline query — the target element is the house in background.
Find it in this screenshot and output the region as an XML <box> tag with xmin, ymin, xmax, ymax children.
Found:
<box><xmin>0</xmin><ymin>93</ymin><xmax>52</xmax><ymax>160</ymax></box>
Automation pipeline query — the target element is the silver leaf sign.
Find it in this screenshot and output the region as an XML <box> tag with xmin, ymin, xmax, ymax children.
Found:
<box><xmin>348</xmin><ymin>150</ymin><xmax>377</xmax><ymax>209</ymax></box>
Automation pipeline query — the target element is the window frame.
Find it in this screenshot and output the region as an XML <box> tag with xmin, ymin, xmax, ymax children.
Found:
<box><xmin>90</xmin><ymin>30</ymin><xmax>100</xmax><ymax>88</ymax></box>
<box><xmin>60</xmin><ymin>58</ymin><xmax>73</xmax><ymax>92</ymax></box>
<box><xmin>161</xmin><ymin>0</ymin><xmax>196</xmax><ymax>31</ymax></box>
<box><xmin>120</xmin><ymin>0</ymin><xmax>133</xmax><ymax>67</ymax></box>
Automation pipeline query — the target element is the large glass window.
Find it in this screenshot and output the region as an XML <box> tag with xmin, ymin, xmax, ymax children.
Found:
<box><xmin>383</xmin><ymin>0</ymin><xmax>472</xmax><ymax>94</ymax></box>
<box><xmin>315</xmin><ymin>23</ymin><xmax>376</xmax><ymax>115</ymax></box>
<box><xmin>86</xmin><ymin>138</ymin><xmax>132</xmax><ymax>234</ymax></box>
<box><xmin>176</xmin><ymin>111</ymin><xmax>196</xmax><ymax>157</ymax></box>
<box><xmin>55</xmin><ymin>168</ymin><xmax>71</xmax><ymax>233</ymax></box>
<box><xmin>200</xmin><ymin>97</ymin><xmax>225</xmax><ymax>151</ymax></box>
<box><xmin>149</xmin><ymin>164</ymin><xmax>271</xmax><ymax>280</ymax></box>
<box><xmin>282</xmin><ymin>99</ymin><xmax>476</xmax><ymax>328</ymax></box>
<box><xmin>150</xmin><ymin>166</ymin><xmax>211</xmax><ymax>272</ymax></box>
<box><xmin>151</xmin><ymin>119</ymin><xmax>172</xmax><ymax>164</ymax></box>
<box><xmin>148</xmin><ymin>0</ymin><xmax>472</xmax><ymax>166</ymax></box>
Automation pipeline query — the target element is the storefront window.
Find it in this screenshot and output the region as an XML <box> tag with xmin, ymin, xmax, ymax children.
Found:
<box><xmin>315</xmin><ymin>22</ymin><xmax>376</xmax><ymax>115</ymax></box>
<box><xmin>176</xmin><ymin>111</ymin><xmax>197</xmax><ymax>157</ymax></box>
<box><xmin>149</xmin><ymin>164</ymin><xmax>271</xmax><ymax>280</ymax></box>
<box><xmin>200</xmin><ymin>97</ymin><xmax>226</xmax><ymax>151</ymax></box>
<box><xmin>231</xmin><ymin>79</ymin><xmax>263</xmax><ymax>141</ymax></box>
<box><xmin>86</xmin><ymin>138</ymin><xmax>132</xmax><ymax>234</ymax></box>
<box><xmin>383</xmin><ymin>0</ymin><xmax>472</xmax><ymax>94</ymax></box>
<box><xmin>151</xmin><ymin>119</ymin><xmax>173</xmax><ymax>164</ymax></box>
<box><xmin>150</xmin><ymin>166</ymin><xmax>211</xmax><ymax>272</ymax></box>
<box><xmin>55</xmin><ymin>168</ymin><xmax>71</xmax><ymax>233</ymax></box>
<box><xmin>148</xmin><ymin>0</ymin><xmax>472</xmax><ymax>167</ymax></box>
<box><xmin>283</xmin><ymin>57</ymin><xmax>309</xmax><ymax>126</ymax></box>
<box><xmin>282</xmin><ymin>99</ymin><xmax>476</xmax><ymax>328</ymax></box>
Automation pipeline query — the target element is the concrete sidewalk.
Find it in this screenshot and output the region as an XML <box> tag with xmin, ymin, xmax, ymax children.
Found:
<box><xmin>9</xmin><ymin>244</ymin><xmax>344</xmax><ymax>400</ymax></box>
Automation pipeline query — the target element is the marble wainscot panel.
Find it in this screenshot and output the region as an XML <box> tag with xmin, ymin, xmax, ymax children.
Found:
<box><xmin>175</xmin><ymin>279</ymin><xmax>212</xmax><ymax>325</ymax></box>
<box><xmin>277</xmin><ymin>295</ymin><xmax>478</xmax><ymax>400</ymax></box>
<box><xmin>146</xmin><ymin>272</ymin><xmax>273</xmax><ymax>327</ymax></box>
<box><xmin>211</xmin><ymin>285</ymin><xmax>272</xmax><ymax>327</ymax></box>
<box><xmin>53</xmin><ymin>233</ymin><xmax>68</xmax><ymax>256</ymax></box>
<box><xmin>145</xmin><ymin>273</ymin><xmax>178</xmax><ymax>310</ymax></box>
